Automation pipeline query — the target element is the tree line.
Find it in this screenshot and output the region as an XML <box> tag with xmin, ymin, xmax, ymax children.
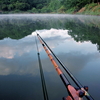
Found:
<box><xmin>0</xmin><ymin>0</ymin><xmax>100</xmax><ymax>13</ymax></box>
<box><xmin>61</xmin><ymin>0</ymin><xmax>100</xmax><ymax>12</ymax></box>
<box><xmin>0</xmin><ymin>0</ymin><xmax>46</xmax><ymax>11</ymax></box>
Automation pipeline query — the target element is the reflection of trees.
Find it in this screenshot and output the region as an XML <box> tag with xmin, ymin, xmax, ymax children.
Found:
<box><xmin>0</xmin><ymin>16</ymin><xmax>66</xmax><ymax>39</ymax></box>
<box><xmin>65</xmin><ymin>18</ymin><xmax>100</xmax><ymax>51</ymax></box>
<box><xmin>0</xmin><ymin>15</ymin><xmax>100</xmax><ymax>51</ymax></box>
<box><xmin>0</xmin><ymin>18</ymin><xmax>48</xmax><ymax>39</ymax></box>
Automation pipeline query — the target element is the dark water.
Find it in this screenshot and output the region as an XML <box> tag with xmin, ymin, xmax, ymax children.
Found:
<box><xmin>0</xmin><ymin>14</ymin><xmax>100</xmax><ymax>100</ymax></box>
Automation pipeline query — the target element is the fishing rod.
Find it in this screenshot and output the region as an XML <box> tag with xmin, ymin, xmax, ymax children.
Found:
<box><xmin>35</xmin><ymin>36</ymin><xmax>49</xmax><ymax>100</ymax></box>
<box><xmin>36</xmin><ymin>33</ymin><xmax>94</xmax><ymax>100</ymax></box>
<box><xmin>36</xmin><ymin>33</ymin><xmax>90</xmax><ymax>100</ymax></box>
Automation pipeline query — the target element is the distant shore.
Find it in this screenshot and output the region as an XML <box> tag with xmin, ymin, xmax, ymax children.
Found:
<box><xmin>0</xmin><ymin>3</ymin><xmax>100</xmax><ymax>16</ymax></box>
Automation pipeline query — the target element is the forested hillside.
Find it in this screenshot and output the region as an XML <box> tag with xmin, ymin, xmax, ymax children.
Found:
<box><xmin>0</xmin><ymin>0</ymin><xmax>100</xmax><ymax>14</ymax></box>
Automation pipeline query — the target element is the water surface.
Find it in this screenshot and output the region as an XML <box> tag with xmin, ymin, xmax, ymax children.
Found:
<box><xmin>0</xmin><ymin>14</ymin><xmax>100</xmax><ymax>100</ymax></box>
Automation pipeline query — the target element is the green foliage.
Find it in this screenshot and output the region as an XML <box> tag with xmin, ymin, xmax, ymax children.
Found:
<box><xmin>62</xmin><ymin>0</ymin><xmax>88</xmax><ymax>9</ymax></box>
<box><xmin>66</xmin><ymin>7</ymin><xmax>77</xmax><ymax>13</ymax></box>
<box><xmin>41</xmin><ymin>7</ymin><xmax>49</xmax><ymax>13</ymax></box>
<box><xmin>36</xmin><ymin>4</ymin><xmax>44</xmax><ymax>9</ymax></box>
<box><xmin>8</xmin><ymin>4</ymin><xmax>15</xmax><ymax>11</ymax></box>
<box><xmin>58</xmin><ymin>5</ymin><xmax>67</xmax><ymax>13</ymax></box>
<box><xmin>0</xmin><ymin>0</ymin><xmax>99</xmax><ymax>14</ymax></box>
<box><xmin>14</xmin><ymin>2</ymin><xmax>30</xmax><ymax>11</ymax></box>
<box><xmin>48</xmin><ymin>0</ymin><xmax>61</xmax><ymax>11</ymax></box>
<box><xmin>1</xmin><ymin>4</ymin><xmax>8</xmax><ymax>10</ymax></box>
<box><xmin>0</xmin><ymin>0</ymin><xmax>47</xmax><ymax>12</ymax></box>
<box><xmin>0</xmin><ymin>0</ymin><xmax>62</xmax><ymax>13</ymax></box>
<box><xmin>31</xmin><ymin>7</ymin><xmax>38</xmax><ymax>13</ymax></box>
<box><xmin>85</xmin><ymin>3</ymin><xmax>98</xmax><ymax>9</ymax></box>
<box><xmin>77</xmin><ymin>3</ymin><xmax>100</xmax><ymax>15</ymax></box>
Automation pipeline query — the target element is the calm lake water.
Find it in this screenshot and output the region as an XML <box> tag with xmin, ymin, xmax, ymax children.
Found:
<box><xmin>0</xmin><ymin>14</ymin><xmax>100</xmax><ymax>100</ymax></box>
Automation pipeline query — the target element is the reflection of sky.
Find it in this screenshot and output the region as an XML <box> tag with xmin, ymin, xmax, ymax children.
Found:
<box><xmin>0</xmin><ymin>28</ymin><xmax>100</xmax><ymax>99</ymax></box>
<box><xmin>34</xmin><ymin>29</ymin><xmax>100</xmax><ymax>99</ymax></box>
<box><xmin>0</xmin><ymin>36</ymin><xmax>35</xmax><ymax>59</ymax></box>
<box><xmin>0</xmin><ymin>35</ymin><xmax>38</xmax><ymax>75</ymax></box>
<box><xmin>33</xmin><ymin>28</ymin><xmax>98</xmax><ymax>54</ymax></box>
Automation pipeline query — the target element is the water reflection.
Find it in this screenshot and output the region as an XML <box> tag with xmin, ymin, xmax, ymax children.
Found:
<box><xmin>0</xmin><ymin>28</ymin><xmax>100</xmax><ymax>99</ymax></box>
<box><xmin>0</xmin><ymin>14</ymin><xmax>100</xmax><ymax>99</ymax></box>
<box><xmin>34</xmin><ymin>29</ymin><xmax>100</xmax><ymax>100</ymax></box>
<box><xmin>0</xmin><ymin>35</ymin><xmax>37</xmax><ymax>75</ymax></box>
<box><xmin>0</xmin><ymin>14</ymin><xmax>100</xmax><ymax>51</ymax></box>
